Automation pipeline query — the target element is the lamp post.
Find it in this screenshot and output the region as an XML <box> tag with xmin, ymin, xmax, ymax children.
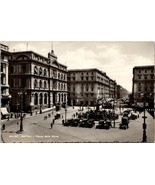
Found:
<box><xmin>113</xmin><ymin>101</ymin><xmax>116</xmax><ymax>128</ymax></box>
<box><xmin>18</xmin><ymin>92</ymin><xmax>24</xmax><ymax>132</ymax></box>
<box><xmin>141</xmin><ymin>93</ymin><xmax>148</xmax><ymax>142</ymax></box>
<box><xmin>64</xmin><ymin>102</ymin><xmax>67</xmax><ymax>123</ymax></box>
<box><xmin>142</xmin><ymin>94</ymin><xmax>147</xmax><ymax>142</ymax></box>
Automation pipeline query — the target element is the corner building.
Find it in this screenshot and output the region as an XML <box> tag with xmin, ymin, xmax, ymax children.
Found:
<box><xmin>132</xmin><ymin>65</ymin><xmax>154</xmax><ymax>108</ymax></box>
<box><xmin>67</xmin><ymin>68</ymin><xmax>110</xmax><ymax>106</ymax></box>
<box><xmin>0</xmin><ymin>44</ymin><xmax>12</xmax><ymax>117</ymax></box>
<box><xmin>9</xmin><ymin>50</ymin><xmax>67</xmax><ymax>113</ymax></box>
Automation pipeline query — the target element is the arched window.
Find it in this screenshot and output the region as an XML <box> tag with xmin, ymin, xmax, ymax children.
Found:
<box><xmin>39</xmin><ymin>80</ymin><xmax>42</xmax><ymax>88</ymax></box>
<box><xmin>34</xmin><ymin>66</ymin><xmax>38</xmax><ymax>75</ymax></box>
<box><xmin>58</xmin><ymin>83</ymin><xmax>60</xmax><ymax>90</ymax></box>
<box><xmin>58</xmin><ymin>73</ymin><xmax>60</xmax><ymax>79</ymax></box>
<box><xmin>40</xmin><ymin>93</ymin><xmax>43</xmax><ymax>104</ymax></box>
<box><xmin>44</xmin><ymin>93</ymin><xmax>47</xmax><ymax>104</ymax></box>
<box><xmin>44</xmin><ymin>69</ymin><xmax>47</xmax><ymax>76</ymax></box>
<box><xmin>34</xmin><ymin>93</ymin><xmax>38</xmax><ymax>105</ymax></box>
<box><xmin>61</xmin><ymin>74</ymin><xmax>63</xmax><ymax>79</ymax></box>
<box><xmin>61</xmin><ymin>83</ymin><xmax>63</xmax><ymax>90</ymax></box>
<box><xmin>64</xmin><ymin>74</ymin><xmax>66</xmax><ymax>80</ymax></box>
<box><xmin>61</xmin><ymin>94</ymin><xmax>63</xmax><ymax>102</ymax></box>
<box><xmin>44</xmin><ymin>81</ymin><xmax>47</xmax><ymax>89</ymax></box>
<box><xmin>39</xmin><ymin>67</ymin><xmax>42</xmax><ymax>75</ymax></box>
<box><xmin>34</xmin><ymin>79</ymin><xmax>38</xmax><ymax>88</ymax></box>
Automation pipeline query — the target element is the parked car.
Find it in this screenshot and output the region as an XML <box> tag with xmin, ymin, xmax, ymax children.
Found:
<box><xmin>96</xmin><ymin>120</ymin><xmax>110</xmax><ymax>129</ymax></box>
<box><xmin>63</xmin><ymin>118</ymin><xmax>73</xmax><ymax>126</ymax></box>
<box><xmin>119</xmin><ymin>117</ymin><xmax>129</xmax><ymax>129</ymax></box>
<box><xmin>79</xmin><ymin>119</ymin><xmax>89</xmax><ymax>127</ymax></box>
<box><xmin>71</xmin><ymin>118</ymin><xmax>80</xmax><ymax>127</ymax></box>
<box><xmin>130</xmin><ymin>112</ymin><xmax>138</xmax><ymax>120</ymax></box>
<box><xmin>86</xmin><ymin>119</ymin><xmax>95</xmax><ymax>128</ymax></box>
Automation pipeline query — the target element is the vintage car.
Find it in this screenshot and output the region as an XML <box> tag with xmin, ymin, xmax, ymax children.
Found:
<box><xmin>79</xmin><ymin>119</ymin><xmax>89</xmax><ymax>127</ymax></box>
<box><xmin>63</xmin><ymin>118</ymin><xmax>74</xmax><ymax>126</ymax></box>
<box><xmin>96</xmin><ymin>120</ymin><xmax>110</xmax><ymax>129</ymax></box>
<box><xmin>86</xmin><ymin>119</ymin><xmax>95</xmax><ymax>128</ymax></box>
<box><xmin>71</xmin><ymin>118</ymin><xmax>80</xmax><ymax>127</ymax></box>
<box><xmin>119</xmin><ymin>116</ymin><xmax>129</xmax><ymax>129</ymax></box>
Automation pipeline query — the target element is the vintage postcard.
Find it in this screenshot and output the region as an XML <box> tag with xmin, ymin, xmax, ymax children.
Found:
<box><xmin>1</xmin><ymin>41</ymin><xmax>154</xmax><ymax>143</ymax></box>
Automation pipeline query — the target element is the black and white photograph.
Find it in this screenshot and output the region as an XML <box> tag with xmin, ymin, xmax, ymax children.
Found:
<box><xmin>1</xmin><ymin>41</ymin><xmax>154</xmax><ymax>143</ymax></box>
<box><xmin>1</xmin><ymin>1</ymin><xmax>155</xmax><ymax>185</ymax></box>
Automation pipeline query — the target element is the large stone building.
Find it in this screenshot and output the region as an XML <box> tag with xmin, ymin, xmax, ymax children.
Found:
<box><xmin>9</xmin><ymin>50</ymin><xmax>67</xmax><ymax>113</ymax></box>
<box><xmin>132</xmin><ymin>65</ymin><xmax>154</xmax><ymax>108</ymax></box>
<box><xmin>0</xmin><ymin>44</ymin><xmax>12</xmax><ymax>118</ymax></box>
<box><xmin>67</xmin><ymin>68</ymin><xmax>114</xmax><ymax>106</ymax></box>
<box><xmin>109</xmin><ymin>79</ymin><xmax>117</xmax><ymax>99</ymax></box>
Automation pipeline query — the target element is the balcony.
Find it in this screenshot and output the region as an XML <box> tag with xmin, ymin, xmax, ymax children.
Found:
<box><xmin>1</xmin><ymin>84</ymin><xmax>9</xmax><ymax>88</ymax></box>
<box><xmin>1</xmin><ymin>94</ymin><xmax>11</xmax><ymax>99</ymax></box>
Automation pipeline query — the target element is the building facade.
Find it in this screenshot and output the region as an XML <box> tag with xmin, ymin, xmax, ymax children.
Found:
<box><xmin>0</xmin><ymin>44</ymin><xmax>12</xmax><ymax>117</ymax></box>
<box><xmin>9</xmin><ymin>50</ymin><xmax>67</xmax><ymax>113</ymax></box>
<box><xmin>132</xmin><ymin>65</ymin><xmax>154</xmax><ymax>108</ymax></box>
<box><xmin>109</xmin><ymin>79</ymin><xmax>117</xmax><ymax>99</ymax></box>
<box><xmin>48</xmin><ymin>50</ymin><xmax>67</xmax><ymax>105</ymax></box>
<box><xmin>67</xmin><ymin>68</ymin><xmax>111</xmax><ymax>106</ymax></box>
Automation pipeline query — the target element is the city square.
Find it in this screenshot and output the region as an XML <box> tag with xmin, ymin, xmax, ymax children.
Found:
<box><xmin>1</xmin><ymin>41</ymin><xmax>154</xmax><ymax>143</ymax></box>
<box><xmin>1</xmin><ymin>105</ymin><xmax>154</xmax><ymax>143</ymax></box>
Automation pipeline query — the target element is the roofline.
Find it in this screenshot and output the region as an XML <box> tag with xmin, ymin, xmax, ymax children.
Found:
<box><xmin>133</xmin><ymin>65</ymin><xmax>154</xmax><ymax>69</ymax></box>
<box><xmin>11</xmin><ymin>50</ymin><xmax>48</xmax><ymax>60</ymax></box>
<box><xmin>10</xmin><ymin>50</ymin><xmax>67</xmax><ymax>68</ymax></box>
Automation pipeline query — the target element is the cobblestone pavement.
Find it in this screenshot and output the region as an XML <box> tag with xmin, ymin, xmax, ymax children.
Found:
<box><xmin>1</xmin><ymin>107</ymin><xmax>154</xmax><ymax>143</ymax></box>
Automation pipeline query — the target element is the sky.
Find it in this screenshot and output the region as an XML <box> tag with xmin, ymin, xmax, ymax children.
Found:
<box><xmin>1</xmin><ymin>41</ymin><xmax>154</xmax><ymax>92</ymax></box>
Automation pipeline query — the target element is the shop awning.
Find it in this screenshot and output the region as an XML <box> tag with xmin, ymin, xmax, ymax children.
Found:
<box><xmin>1</xmin><ymin>107</ymin><xmax>9</xmax><ymax>115</ymax></box>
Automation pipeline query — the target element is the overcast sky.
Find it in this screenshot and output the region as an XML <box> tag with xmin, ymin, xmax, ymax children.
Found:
<box><xmin>1</xmin><ymin>41</ymin><xmax>154</xmax><ymax>92</ymax></box>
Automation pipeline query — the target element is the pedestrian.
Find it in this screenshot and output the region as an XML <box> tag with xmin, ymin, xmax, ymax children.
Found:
<box><xmin>53</xmin><ymin>119</ymin><xmax>55</xmax><ymax>125</ymax></box>
<box><xmin>2</xmin><ymin>124</ymin><xmax>5</xmax><ymax>130</ymax></box>
<box><xmin>10</xmin><ymin>113</ymin><xmax>13</xmax><ymax>118</ymax></box>
<box><xmin>62</xmin><ymin>119</ymin><xmax>64</xmax><ymax>125</ymax></box>
<box><xmin>50</xmin><ymin>122</ymin><xmax>53</xmax><ymax>129</ymax></box>
<box><xmin>17</xmin><ymin>122</ymin><xmax>19</xmax><ymax>125</ymax></box>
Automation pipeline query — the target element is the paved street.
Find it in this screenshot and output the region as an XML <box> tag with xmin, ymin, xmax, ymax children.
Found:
<box><xmin>1</xmin><ymin>107</ymin><xmax>154</xmax><ymax>143</ymax></box>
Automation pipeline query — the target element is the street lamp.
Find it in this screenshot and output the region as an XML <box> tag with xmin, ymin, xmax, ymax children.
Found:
<box><xmin>64</xmin><ymin>101</ymin><xmax>67</xmax><ymax>123</ymax></box>
<box><xmin>18</xmin><ymin>92</ymin><xmax>24</xmax><ymax>132</ymax></box>
<box><xmin>113</xmin><ymin>100</ymin><xmax>117</xmax><ymax>128</ymax></box>
<box><xmin>141</xmin><ymin>93</ymin><xmax>147</xmax><ymax>142</ymax></box>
